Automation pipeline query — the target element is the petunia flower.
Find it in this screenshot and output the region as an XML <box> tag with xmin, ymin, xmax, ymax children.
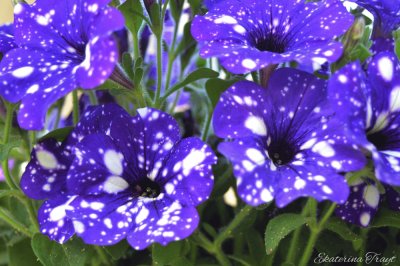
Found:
<box><xmin>354</xmin><ymin>1</ymin><xmax>400</xmax><ymax>52</ymax></box>
<box><xmin>336</xmin><ymin>178</ymin><xmax>400</xmax><ymax>227</ymax></box>
<box><xmin>20</xmin><ymin>138</ymin><xmax>76</xmax><ymax>244</ymax></box>
<box><xmin>328</xmin><ymin>53</ymin><xmax>400</xmax><ymax>186</ymax></box>
<box><xmin>0</xmin><ymin>0</ymin><xmax>124</xmax><ymax>130</ymax></box>
<box><xmin>213</xmin><ymin>68</ymin><xmax>366</xmax><ymax>207</ymax></box>
<box><xmin>335</xmin><ymin>178</ymin><xmax>381</xmax><ymax>227</ymax></box>
<box><xmin>22</xmin><ymin>104</ymin><xmax>216</xmax><ymax>248</ymax></box>
<box><xmin>354</xmin><ymin>0</ymin><xmax>400</xmax><ymax>37</ymax></box>
<box><xmin>65</xmin><ymin>105</ymin><xmax>216</xmax><ymax>249</ymax></box>
<box><xmin>0</xmin><ymin>23</ymin><xmax>17</xmax><ymax>55</ymax></box>
<box><xmin>191</xmin><ymin>0</ymin><xmax>354</xmax><ymax>74</ymax></box>
<box><xmin>20</xmin><ymin>104</ymin><xmax>128</xmax><ymax>243</ymax></box>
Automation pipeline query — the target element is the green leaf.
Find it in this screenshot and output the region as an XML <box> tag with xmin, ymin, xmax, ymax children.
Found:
<box><xmin>315</xmin><ymin>231</ymin><xmax>344</xmax><ymax>257</ymax></box>
<box><xmin>205</xmin><ymin>78</ymin><xmax>237</xmax><ymax>107</ymax></box>
<box><xmin>264</xmin><ymin>214</ymin><xmax>306</xmax><ymax>255</ymax></box>
<box><xmin>325</xmin><ymin>217</ymin><xmax>361</xmax><ymax>243</ymax></box>
<box><xmin>163</xmin><ymin>68</ymin><xmax>219</xmax><ymax>99</ymax></box>
<box><xmin>371</xmin><ymin>208</ymin><xmax>400</xmax><ymax>229</ymax></box>
<box><xmin>169</xmin><ymin>0</ymin><xmax>184</xmax><ymax>23</ymax></box>
<box><xmin>148</xmin><ymin>3</ymin><xmax>161</xmax><ymax>35</ymax></box>
<box><xmin>396</xmin><ymin>37</ymin><xmax>400</xmax><ymax>60</ymax></box>
<box><xmin>39</xmin><ymin>127</ymin><xmax>74</xmax><ymax>142</ymax></box>
<box><xmin>152</xmin><ymin>240</ymin><xmax>190</xmax><ymax>265</ymax></box>
<box><xmin>122</xmin><ymin>52</ymin><xmax>135</xmax><ymax>80</ymax></box>
<box><xmin>187</xmin><ymin>0</ymin><xmax>202</xmax><ymax>13</ymax></box>
<box><xmin>118</xmin><ymin>0</ymin><xmax>143</xmax><ymax>35</ymax></box>
<box><xmin>31</xmin><ymin>234</ymin><xmax>88</xmax><ymax>266</ymax></box>
<box><xmin>0</xmin><ymin>140</ymin><xmax>21</xmax><ymax>161</ymax></box>
<box><xmin>103</xmin><ymin>240</ymin><xmax>129</xmax><ymax>260</ymax></box>
<box><xmin>8</xmin><ymin>238</ymin><xmax>41</xmax><ymax>266</ymax></box>
<box><xmin>349</xmin><ymin>43</ymin><xmax>371</xmax><ymax>63</ymax></box>
<box><xmin>169</xmin><ymin>257</ymin><xmax>193</xmax><ymax>266</ymax></box>
<box><xmin>246</xmin><ymin>228</ymin><xmax>267</xmax><ymax>265</ymax></box>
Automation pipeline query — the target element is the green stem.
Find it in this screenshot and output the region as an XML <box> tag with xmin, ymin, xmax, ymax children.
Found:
<box><xmin>214</xmin><ymin>205</ymin><xmax>253</xmax><ymax>248</ymax></box>
<box><xmin>357</xmin><ymin>228</ymin><xmax>369</xmax><ymax>266</ymax></box>
<box><xmin>0</xmin><ymin>207</ymin><xmax>32</xmax><ymax>237</ymax></box>
<box><xmin>299</xmin><ymin>229</ymin><xmax>319</xmax><ymax>266</ymax></box>
<box><xmin>286</xmin><ymin>198</ymin><xmax>317</xmax><ymax>263</ymax></box>
<box><xmin>2</xmin><ymin>103</ymin><xmax>18</xmax><ymax>190</ymax></box>
<box><xmin>88</xmin><ymin>91</ymin><xmax>99</xmax><ymax>105</ymax></box>
<box><xmin>72</xmin><ymin>90</ymin><xmax>79</xmax><ymax>125</ymax></box>
<box><xmin>132</xmin><ymin>30</ymin><xmax>141</xmax><ymax>61</ymax></box>
<box><xmin>153</xmin><ymin>33</ymin><xmax>163</xmax><ymax>107</ymax></box>
<box><xmin>168</xmin><ymin>90</ymin><xmax>182</xmax><ymax>113</ymax></box>
<box><xmin>298</xmin><ymin>203</ymin><xmax>337</xmax><ymax>266</ymax></box>
<box><xmin>164</xmin><ymin>14</ymin><xmax>180</xmax><ymax>93</ymax></box>
<box><xmin>201</xmin><ymin>108</ymin><xmax>213</xmax><ymax>142</ymax></box>
<box><xmin>21</xmin><ymin>198</ymin><xmax>39</xmax><ymax>232</ymax></box>
<box><xmin>194</xmin><ymin>232</ymin><xmax>231</xmax><ymax>266</ymax></box>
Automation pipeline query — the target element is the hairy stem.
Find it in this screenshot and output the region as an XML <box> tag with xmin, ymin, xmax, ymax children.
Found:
<box><xmin>298</xmin><ymin>203</ymin><xmax>337</xmax><ymax>266</ymax></box>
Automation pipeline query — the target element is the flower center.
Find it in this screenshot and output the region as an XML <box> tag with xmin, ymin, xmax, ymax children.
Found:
<box><xmin>248</xmin><ymin>31</ymin><xmax>287</xmax><ymax>53</ymax></box>
<box><xmin>134</xmin><ymin>179</ymin><xmax>161</xmax><ymax>198</ymax></box>
<box><xmin>367</xmin><ymin>131</ymin><xmax>390</xmax><ymax>151</ymax></box>
<box><xmin>268</xmin><ymin>140</ymin><xmax>297</xmax><ymax>166</ymax></box>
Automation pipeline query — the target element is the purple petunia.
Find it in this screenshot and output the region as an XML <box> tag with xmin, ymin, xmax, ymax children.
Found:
<box><xmin>213</xmin><ymin>68</ymin><xmax>366</xmax><ymax>207</ymax></box>
<box><xmin>336</xmin><ymin>178</ymin><xmax>400</xmax><ymax>227</ymax></box>
<box><xmin>354</xmin><ymin>0</ymin><xmax>400</xmax><ymax>37</ymax></box>
<box><xmin>191</xmin><ymin>0</ymin><xmax>353</xmax><ymax>74</ymax></box>
<box><xmin>354</xmin><ymin>1</ymin><xmax>400</xmax><ymax>53</ymax></box>
<box><xmin>328</xmin><ymin>54</ymin><xmax>400</xmax><ymax>186</ymax></box>
<box><xmin>21</xmin><ymin>104</ymin><xmax>216</xmax><ymax>249</ymax></box>
<box><xmin>335</xmin><ymin>178</ymin><xmax>381</xmax><ymax>227</ymax></box>
<box><xmin>0</xmin><ymin>24</ymin><xmax>17</xmax><ymax>55</ymax></box>
<box><xmin>0</xmin><ymin>0</ymin><xmax>124</xmax><ymax>130</ymax></box>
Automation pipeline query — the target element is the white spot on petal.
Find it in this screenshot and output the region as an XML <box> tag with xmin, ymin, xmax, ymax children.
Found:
<box><xmin>378</xmin><ymin>57</ymin><xmax>393</xmax><ymax>81</ymax></box>
<box><xmin>12</xmin><ymin>66</ymin><xmax>34</xmax><ymax>78</ymax></box>
<box><xmin>36</xmin><ymin>150</ymin><xmax>58</xmax><ymax>169</ymax></box>
<box><xmin>104</xmin><ymin>150</ymin><xmax>123</xmax><ymax>176</ymax></box>
<box><xmin>244</xmin><ymin>116</ymin><xmax>267</xmax><ymax>136</ymax></box>
<box><xmin>103</xmin><ymin>176</ymin><xmax>129</xmax><ymax>194</ymax></box>
<box><xmin>360</xmin><ymin>212</ymin><xmax>371</xmax><ymax>226</ymax></box>
<box><xmin>363</xmin><ymin>185</ymin><xmax>379</xmax><ymax>208</ymax></box>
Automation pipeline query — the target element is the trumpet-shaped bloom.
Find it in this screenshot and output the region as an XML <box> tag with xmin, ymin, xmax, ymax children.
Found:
<box><xmin>335</xmin><ymin>178</ymin><xmax>380</xmax><ymax>227</ymax></box>
<box><xmin>213</xmin><ymin>68</ymin><xmax>366</xmax><ymax>207</ymax></box>
<box><xmin>21</xmin><ymin>104</ymin><xmax>216</xmax><ymax>249</ymax></box>
<box><xmin>0</xmin><ymin>0</ymin><xmax>124</xmax><ymax>129</ymax></box>
<box><xmin>336</xmin><ymin>178</ymin><xmax>400</xmax><ymax>227</ymax></box>
<box><xmin>191</xmin><ymin>0</ymin><xmax>353</xmax><ymax>74</ymax></box>
<box><xmin>328</xmin><ymin>54</ymin><xmax>400</xmax><ymax>186</ymax></box>
<box><xmin>355</xmin><ymin>0</ymin><xmax>400</xmax><ymax>37</ymax></box>
<box><xmin>66</xmin><ymin>105</ymin><xmax>216</xmax><ymax>249</ymax></box>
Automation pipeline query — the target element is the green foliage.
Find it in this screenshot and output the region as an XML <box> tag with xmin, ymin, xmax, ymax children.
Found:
<box><xmin>325</xmin><ymin>217</ymin><xmax>362</xmax><ymax>243</ymax></box>
<box><xmin>31</xmin><ymin>234</ymin><xmax>88</xmax><ymax>266</ymax></box>
<box><xmin>162</xmin><ymin>68</ymin><xmax>219</xmax><ymax>100</ymax></box>
<box><xmin>103</xmin><ymin>241</ymin><xmax>130</xmax><ymax>260</ymax></box>
<box><xmin>264</xmin><ymin>214</ymin><xmax>306</xmax><ymax>255</ymax></box>
<box><xmin>371</xmin><ymin>208</ymin><xmax>400</xmax><ymax>229</ymax></box>
<box><xmin>118</xmin><ymin>0</ymin><xmax>143</xmax><ymax>36</ymax></box>
<box><xmin>39</xmin><ymin>127</ymin><xmax>74</xmax><ymax>142</ymax></box>
<box><xmin>0</xmin><ymin>140</ymin><xmax>21</xmax><ymax>161</ymax></box>
<box><xmin>8</xmin><ymin>238</ymin><xmax>41</xmax><ymax>266</ymax></box>
<box><xmin>205</xmin><ymin>78</ymin><xmax>237</xmax><ymax>107</ymax></box>
<box><xmin>152</xmin><ymin>240</ymin><xmax>191</xmax><ymax>265</ymax></box>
